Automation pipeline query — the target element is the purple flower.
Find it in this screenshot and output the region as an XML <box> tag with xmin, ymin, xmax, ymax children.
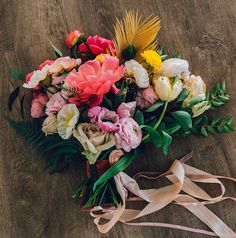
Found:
<box><xmin>46</xmin><ymin>92</ymin><xmax>67</xmax><ymax>115</ymax></box>
<box><xmin>117</xmin><ymin>101</ymin><xmax>136</xmax><ymax>119</ymax></box>
<box><xmin>115</xmin><ymin>118</ymin><xmax>142</xmax><ymax>152</ymax></box>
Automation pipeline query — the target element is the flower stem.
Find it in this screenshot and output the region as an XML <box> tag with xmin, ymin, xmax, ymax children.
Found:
<box><xmin>142</xmin><ymin>101</ymin><xmax>168</xmax><ymax>142</ymax></box>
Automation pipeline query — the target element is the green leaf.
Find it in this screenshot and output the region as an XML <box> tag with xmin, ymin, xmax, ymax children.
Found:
<box><xmin>93</xmin><ymin>150</ymin><xmax>137</xmax><ymax>192</ymax></box>
<box><xmin>172</xmin><ymin>111</ymin><xmax>192</xmax><ymax>130</ymax></box>
<box><xmin>9</xmin><ymin>70</ymin><xmax>25</xmax><ymax>81</ymax></box>
<box><xmin>173</xmin><ymin>53</ymin><xmax>181</xmax><ymax>58</ymax></box>
<box><xmin>176</xmin><ymin>88</ymin><xmax>189</xmax><ymax>102</ymax></box>
<box><xmin>220</xmin><ymin>117</ymin><xmax>233</xmax><ymax>126</ymax></box>
<box><xmin>188</xmin><ymin>96</ymin><xmax>203</xmax><ymax>106</ymax></box>
<box><xmin>207</xmin><ymin>127</ymin><xmax>216</xmax><ymax>135</ymax></box>
<box><xmin>8</xmin><ymin>86</ymin><xmax>20</xmax><ymax>111</ymax></box>
<box><xmin>165</xmin><ymin>123</ymin><xmax>181</xmax><ymax>134</ymax></box>
<box><xmin>145</xmin><ymin>125</ymin><xmax>162</xmax><ymax>148</ymax></box>
<box><xmin>20</xmin><ymin>95</ymin><xmax>25</xmax><ymax>118</ymax></box>
<box><xmin>200</xmin><ymin>127</ymin><xmax>208</xmax><ymax>137</ymax></box>
<box><xmin>134</xmin><ymin>110</ymin><xmax>144</xmax><ymax>125</ymax></box>
<box><xmin>144</xmin><ymin>101</ymin><xmax>164</xmax><ymax>112</ymax></box>
<box><xmin>162</xmin><ymin>131</ymin><xmax>172</xmax><ymax>155</ymax></box>
<box><xmin>211</xmin><ymin>100</ymin><xmax>224</xmax><ymax>107</ymax></box>
<box><xmin>211</xmin><ymin>117</ymin><xmax>220</xmax><ymax>126</ymax></box>
<box><xmin>49</xmin><ymin>40</ymin><xmax>63</xmax><ymax>57</ymax></box>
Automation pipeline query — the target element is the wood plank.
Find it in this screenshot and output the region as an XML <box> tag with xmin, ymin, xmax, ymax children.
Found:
<box><xmin>0</xmin><ymin>0</ymin><xmax>235</xmax><ymax>237</ymax></box>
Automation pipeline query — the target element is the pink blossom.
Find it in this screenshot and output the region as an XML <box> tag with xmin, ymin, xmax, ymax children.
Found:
<box><xmin>88</xmin><ymin>106</ymin><xmax>119</xmax><ymax>132</ymax></box>
<box><xmin>136</xmin><ymin>86</ymin><xmax>159</xmax><ymax>109</ymax></box>
<box><xmin>65</xmin><ymin>55</ymin><xmax>124</xmax><ymax>106</ymax></box>
<box><xmin>78</xmin><ymin>35</ymin><xmax>116</xmax><ymax>56</ymax></box>
<box><xmin>31</xmin><ymin>94</ymin><xmax>48</xmax><ymax>118</ymax></box>
<box><xmin>115</xmin><ymin>118</ymin><xmax>142</xmax><ymax>152</ymax></box>
<box><xmin>38</xmin><ymin>60</ymin><xmax>54</xmax><ymax>70</ymax></box>
<box><xmin>117</xmin><ymin>101</ymin><xmax>136</xmax><ymax>119</ymax></box>
<box><xmin>45</xmin><ymin>92</ymin><xmax>67</xmax><ymax>115</ymax></box>
<box><xmin>48</xmin><ymin>57</ymin><xmax>81</xmax><ymax>74</ymax></box>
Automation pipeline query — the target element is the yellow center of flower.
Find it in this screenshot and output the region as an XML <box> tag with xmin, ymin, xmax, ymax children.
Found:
<box><xmin>141</xmin><ymin>50</ymin><xmax>162</xmax><ymax>70</ymax></box>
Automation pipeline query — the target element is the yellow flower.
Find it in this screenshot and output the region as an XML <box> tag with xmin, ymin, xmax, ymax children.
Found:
<box><xmin>141</xmin><ymin>50</ymin><xmax>162</xmax><ymax>70</ymax></box>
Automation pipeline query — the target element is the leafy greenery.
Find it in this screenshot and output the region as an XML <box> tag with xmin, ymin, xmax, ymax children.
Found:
<box><xmin>208</xmin><ymin>81</ymin><xmax>230</xmax><ymax>108</ymax></box>
<box><xmin>144</xmin><ymin>101</ymin><xmax>164</xmax><ymax>112</ymax></box>
<box><xmin>191</xmin><ymin>116</ymin><xmax>234</xmax><ymax>136</ymax></box>
<box><xmin>171</xmin><ymin>110</ymin><xmax>192</xmax><ymax>130</ymax></box>
<box><xmin>49</xmin><ymin>40</ymin><xmax>63</xmax><ymax>57</ymax></box>
<box><xmin>8</xmin><ymin>86</ymin><xmax>20</xmax><ymax>111</ymax></box>
<box><xmin>9</xmin><ymin>70</ymin><xmax>25</xmax><ymax>81</ymax></box>
<box><xmin>6</xmin><ymin>118</ymin><xmax>83</xmax><ymax>172</ymax></box>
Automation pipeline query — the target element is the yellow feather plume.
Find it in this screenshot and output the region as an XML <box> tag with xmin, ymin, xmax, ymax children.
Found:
<box><xmin>114</xmin><ymin>11</ymin><xmax>161</xmax><ymax>62</ymax></box>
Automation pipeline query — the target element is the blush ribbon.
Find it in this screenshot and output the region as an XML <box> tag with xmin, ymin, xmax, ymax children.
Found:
<box><xmin>90</xmin><ymin>153</ymin><xmax>236</xmax><ymax>237</ymax></box>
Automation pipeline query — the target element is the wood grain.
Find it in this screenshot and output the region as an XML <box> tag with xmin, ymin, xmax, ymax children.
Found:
<box><xmin>0</xmin><ymin>0</ymin><xmax>236</xmax><ymax>237</ymax></box>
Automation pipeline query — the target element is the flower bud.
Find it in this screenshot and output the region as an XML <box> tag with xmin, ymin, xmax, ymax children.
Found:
<box><xmin>42</xmin><ymin>114</ymin><xmax>58</xmax><ymax>135</ymax></box>
<box><xmin>192</xmin><ymin>101</ymin><xmax>211</xmax><ymax>117</ymax></box>
<box><xmin>153</xmin><ymin>76</ymin><xmax>183</xmax><ymax>102</ymax></box>
<box><xmin>65</xmin><ymin>30</ymin><xmax>81</xmax><ymax>48</ymax></box>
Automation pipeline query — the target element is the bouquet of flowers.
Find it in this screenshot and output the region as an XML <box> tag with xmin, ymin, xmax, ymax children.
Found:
<box><xmin>7</xmin><ymin>11</ymin><xmax>236</xmax><ymax>237</ymax></box>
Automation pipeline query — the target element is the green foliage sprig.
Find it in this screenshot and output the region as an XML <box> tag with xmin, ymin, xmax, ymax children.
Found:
<box><xmin>191</xmin><ymin>116</ymin><xmax>234</xmax><ymax>137</ymax></box>
<box><xmin>208</xmin><ymin>81</ymin><xmax>230</xmax><ymax>108</ymax></box>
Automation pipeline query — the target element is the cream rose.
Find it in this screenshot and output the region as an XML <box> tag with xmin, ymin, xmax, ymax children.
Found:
<box><xmin>73</xmin><ymin>123</ymin><xmax>116</xmax><ymax>164</ymax></box>
<box><xmin>42</xmin><ymin>114</ymin><xmax>58</xmax><ymax>135</ymax></box>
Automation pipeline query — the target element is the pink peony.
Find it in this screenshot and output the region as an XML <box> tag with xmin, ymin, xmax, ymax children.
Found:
<box><xmin>136</xmin><ymin>86</ymin><xmax>159</xmax><ymax>109</ymax></box>
<box><xmin>38</xmin><ymin>60</ymin><xmax>54</xmax><ymax>70</ymax></box>
<box><xmin>88</xmin><ymin>106</ymin><xmax>119</xmax><ymax>132</ymax></box>
<box><xmin>45</xmin><ymin>92</ymin><xmax>67</xmax><ymax>115</ymax></box>
<box><xmin>65</xmin><ymin>30</ymin><xmax>81</xmax><ymax>48</ymax></box>
<box><xmin>115</xmin><ymin>118</ymin><xmax>142</xmax><ymax>152</ymax></box>
<box><xmin>117</xmin><ymin>101</ymin><xmax>136</xmax><ymax>119</ymax></box>
<box><xmin>65</xmin><ymin>55</ymin><xmax>124</xmax><ymax>106</ymax></box>
<box><xmin>78</xmin><ymin>35</ymin><xmax>117</xmax><ymax>56</ymax></box>
<box><xmin>31</xmin><ymin>94</ymin><xmax>48</xmax><ymax>118</ymax></box>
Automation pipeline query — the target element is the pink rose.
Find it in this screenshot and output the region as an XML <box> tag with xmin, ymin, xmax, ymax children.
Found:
<box><xmin>38</xmin><ymin>60</ymin><xmax>54</xmax><ymax>70</ymax></box>
<box><xmin>78</xmin><ymin>35</ymin><xmax>117</xmax><ymax>56</ymax></box>
<box><xmin>31</xmin><ymin>94</ymin><xmax>48</xmax><ymax>118</ymax></box>
<box><xmin>109</xmin><ymin>149</ymin><xmax>124</xmax><ymax>165</ymax></box>
<box><xmin>65</xmin><ymin>30</ymin><xmax>81</xmax><ymax>48</ymax></box>
<box><xmin>115</xmin><ymin>118</ymin><xmax>142</xmax><ymax>152</ymax></box>
<box><xmin>45</xmin><ymin>92</ymin><xmax>67</xmax><ymax>115</ymax></box>
<box><xmin>136</xmin><ymin>86</ymin><xmax>159</xmax><ymax>109</ymax></box>
<box><xmin>117</xmin><ymin>101</ymin><xmax>136</xmax><ymax>119</ymax></box>
<box><xmin>88</xmin><ymin>106</ymin><xmax>119</xmax><ymax>132</ymax></box>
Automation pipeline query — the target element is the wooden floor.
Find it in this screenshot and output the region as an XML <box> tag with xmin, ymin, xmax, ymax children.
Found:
<box><xmin>0</xmin><ymin>0</ymin><xmax>236</xmax><ymax>237</ymax></box>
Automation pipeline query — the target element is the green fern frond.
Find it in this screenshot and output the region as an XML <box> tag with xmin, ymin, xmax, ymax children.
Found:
<box><xmin>6</xmin><ymin>118</ymin><xmax>83</xmax><ymax>172</ymax></box>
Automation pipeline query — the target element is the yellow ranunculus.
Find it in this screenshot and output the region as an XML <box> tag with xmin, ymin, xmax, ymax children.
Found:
<box><xmin>141</xmin><ymin>50</ymin><xmax>162</xmax><ymax>70</ymax></box>
<box><xmin>153</xmin><ymin>76</ymin><xmax>183</xmax><ymax>102</ymax></box>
